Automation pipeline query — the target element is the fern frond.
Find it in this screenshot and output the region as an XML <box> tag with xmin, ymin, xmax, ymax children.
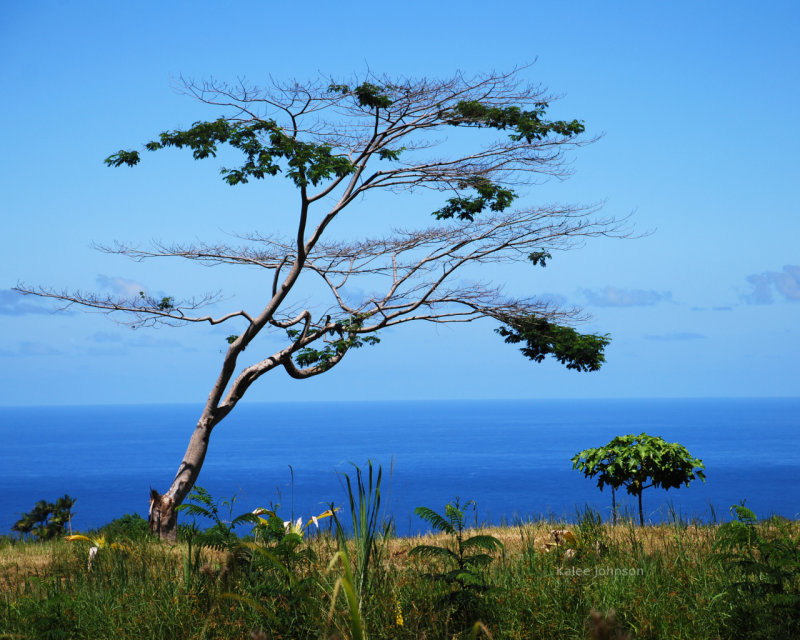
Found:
<box><xmin>414</xmin><ymin>506</ymin><xmax>455</xmax><ymax>535</ymax></box>
<box><xmin>187</xmin><ymin>486</ymin><xmax>215</xmax><ymax>507</ymax></box>
<box><xmin>445</xmin><ymin>503</ymin><xmax>467</xmax><ymax>531</ymax></box>
<box><xmin>177</xmin><ymin>504</ymin><xmax>214</xmax><ymax>519</ymax></box>
<box><xmin>461</xmin><ymin>534</ymin><xmax>503</xmax><ymax>552</ymax></box>
<box><xmin>231</xmin><ymin>512</ymin><xmax>260</xmax><ymax>528</ymax></box>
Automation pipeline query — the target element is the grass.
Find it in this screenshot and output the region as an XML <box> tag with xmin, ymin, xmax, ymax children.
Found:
<box><xmin>3</xmin><ymin>480</ymin><xmax>799</xmax><ymax>640</ymax></box>
<box><xmin>3</xmin><ymin>514</ymin><xmax>797</xmax><ymax>639</ymax></box>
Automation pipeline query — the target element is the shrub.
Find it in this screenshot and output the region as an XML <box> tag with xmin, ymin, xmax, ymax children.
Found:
<box><xmin>97</xmin><ymin>513</ymin><xmax>150</xmax><ymax>541</ymax></box>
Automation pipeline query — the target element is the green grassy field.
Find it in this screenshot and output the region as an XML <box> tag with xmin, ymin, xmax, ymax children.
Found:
<box><xmin>2</xmin><ymin>502</ymin><xmax>799</xmax><ymax>640</ymax></box>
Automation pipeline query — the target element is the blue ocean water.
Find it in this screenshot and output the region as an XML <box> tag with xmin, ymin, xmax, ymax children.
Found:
<box><xmin>1</xmin><ymin>398</ymin><xmax>799</xmax><ymax>535</ymax></box>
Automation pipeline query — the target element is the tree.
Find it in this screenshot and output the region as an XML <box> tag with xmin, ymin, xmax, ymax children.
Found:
<box><xmin>17</xmin><ymin>68</ymin><xmax>626</xmax><ymax>540</ymax></box>
<box><xmin>571</xmin><ymin>433</ymin><xmax>705</xmax><ymax>525</ymax></box>
<box><xmin>12</xmin><ymin>494</ymin><xmax>76</xmax><ymax>540</ymax></box>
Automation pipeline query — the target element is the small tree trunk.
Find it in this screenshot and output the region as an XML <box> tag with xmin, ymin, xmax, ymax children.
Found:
<box><xmin>611</xmin><ymin>487</ymin><xmax>617</xmax><ymax>525</ymax></box>
<box><xmin>148</xmin><ymin>417</ymin><xmax>215</xmax><ymax>541</ymax></box>
<box><xmin>638</xmin><ymin>491</ymin><xmax>644</xmax><ymax>526</ymax></box>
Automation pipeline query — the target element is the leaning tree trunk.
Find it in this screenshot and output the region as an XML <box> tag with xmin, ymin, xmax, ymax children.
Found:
<box><xmin>149</xmin><ymin>419</ymin><xmax>214</xmax><ymax>541</ymax></box>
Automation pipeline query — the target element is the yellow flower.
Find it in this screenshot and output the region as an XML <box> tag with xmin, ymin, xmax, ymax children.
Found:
<box><xmin>65</xmin><ymin>534</ymin><xmax>105</xmax><ymax>547</ymax></box>
<box><xmin>65</xmin><ymin>534</ymin><xmax>130</xmax><ymax>552</ymax></box>
<box><xmin>395</xmin><ymin>600</ymin><xmax>404</xmax><ymax>627</ymax></box>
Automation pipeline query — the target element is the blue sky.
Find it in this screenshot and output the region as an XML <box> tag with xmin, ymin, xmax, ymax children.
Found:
<box><xmin>1</xmin><ymin>1</ymin><xmax>798</xmax><ymax>405</ymax></box>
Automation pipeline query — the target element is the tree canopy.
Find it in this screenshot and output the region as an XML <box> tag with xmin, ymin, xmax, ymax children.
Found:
<box><xmin>572</xmin><ymin>433</ymin><xmax>706</xmax><ymax>525</ymax></box>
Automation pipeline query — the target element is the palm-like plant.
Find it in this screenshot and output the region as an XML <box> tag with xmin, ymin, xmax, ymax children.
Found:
<box><xmin>410</xmin><ymin>499</ymin><xmax>503</xmax><ymax>625</ymax></box>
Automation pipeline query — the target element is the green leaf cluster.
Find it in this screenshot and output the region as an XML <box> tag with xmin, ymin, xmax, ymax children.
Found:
<box><xmin>527</xmin><ymin>250</ymin><xmax>551</xmax><ymax>267</ymax></box>
<box><xmin>377</xmin><ymin>146</ymin><xmax>405</xmax><ymax>161</ymax></box>
<box><xmin>445</xmin><ymin>100</ymin><xmax>585</xmax><ymax>142</ymax></box>
<box><xmin>289</xmin><ymin>314</ymin><xmax>380</xmax><ymax>371</ymax></box>
<box><xmin>433</xmin><ymin>177</ymin><xmax>516</xmax><ymax>222</ymax></box>
<box><xmin>105</xmin><ymin>118</ymin><xmax>356</xmax><ymax>188</ymax></box>
<box><xmin>572</xmin><ymin>434</ymin><xmax>705</xmax><ymax>494</ymax></box>
<box><xmin>353</xmin><ymin>83</ymin><xmax>394</xmax><ymax>109</ymax></box>
<box><xmin>496</xmin><ymin>315</ymin><xmax>610</xmax><ymax>372</ymax></box>
<box><xmin>157</xmin><ymin>296</ymin><xmax>174</xmax><ymax>311</ymax></box>
<box><xmin>328</xmin><ymin>82</ymin><xmax>394</xmax><ymax>109</ymax></box>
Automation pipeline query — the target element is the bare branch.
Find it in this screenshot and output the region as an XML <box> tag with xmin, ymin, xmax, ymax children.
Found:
<box><xmin>13</xmin><ymin>285</ymin><xmax>251</xmax><ymax>328</ymax></box>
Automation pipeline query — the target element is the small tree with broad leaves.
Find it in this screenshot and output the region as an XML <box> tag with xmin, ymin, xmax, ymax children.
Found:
<box><xmin>572</xmin><ymin>433</ymin><xmax>705</xmax><ymax>525</ymax></box>
<box><xmin>17</xmin><ymin>67</ymin><xmax>627</xmax><ymax>540</ymax></box>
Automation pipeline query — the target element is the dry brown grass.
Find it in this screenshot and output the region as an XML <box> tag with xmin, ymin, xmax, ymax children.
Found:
<box><xmin>0</xmin><ymin>540</ymin><xmax>57</xmax><ymax>592</ymax></box>
<box><xmin>377</xmin><ymin>521</ymin><xmax>720</xmax><ymax>559</ymax></box>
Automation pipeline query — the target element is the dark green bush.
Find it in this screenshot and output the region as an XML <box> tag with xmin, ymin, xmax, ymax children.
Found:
<box><xmin>97</xmin><ymin>512</ymin><xmax>151</xmax><ymax>541</ymax></box>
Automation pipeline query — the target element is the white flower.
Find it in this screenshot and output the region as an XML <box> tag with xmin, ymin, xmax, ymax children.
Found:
<box><xmin>88</xmin><ymin>546</ymin><xmax>99</xmax><ymax>570</ymax></box>
<box><xmin>283</xmin><ymin>517</ymin><xmax>304</xmax><ymax>534</ymax></box>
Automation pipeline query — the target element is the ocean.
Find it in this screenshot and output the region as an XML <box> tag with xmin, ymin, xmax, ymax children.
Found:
<box><xmin>1</xmin><ymin>398</ymin><xmax>799</xmax><ymax>535</ymax></box>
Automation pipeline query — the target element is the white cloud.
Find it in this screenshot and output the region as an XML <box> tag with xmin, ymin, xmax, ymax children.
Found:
<box><xmin>96</xmin><ymin>274</ymin><xmax>146</xmax><ymax>298</ymax></box>
<box><xmin>582</xmin><ymin>286</ymin><xmax>672</xmax><ymax>307</ymax></box>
